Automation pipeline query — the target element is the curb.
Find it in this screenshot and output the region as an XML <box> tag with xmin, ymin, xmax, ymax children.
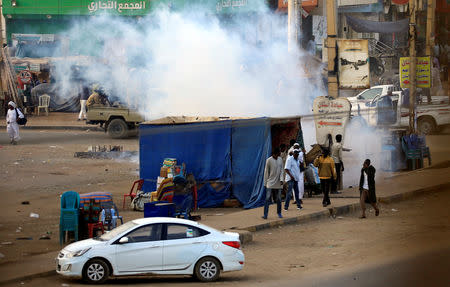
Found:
<box><xmin>378</xmin><ymin>182</ymin><xmax>450</xmax><ymax>204</ymax></box>
<box><xmin>242</xmin><ymin>181</ymin><xmax>450</xmax><ymax>233</ymax></box>
<box><xmin>1</xmin><ymin>181</ymin><xmax>448</xmax><ymax>285</ymax></box>
<box><xmin>0</xmin><ymin>125</ymin><xmax>104</xmax><ymax>131</ymax></box>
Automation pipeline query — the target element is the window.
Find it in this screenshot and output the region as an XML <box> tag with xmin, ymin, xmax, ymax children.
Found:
<box><xmin>166</xmin><ymin>224</ymin><xmax>209</xmax><ymax>240</ymax></box>
<box><xmin>124</xmin><ymin>224</ymin><xmax>162</xmax><ymax>243</ymax></box>
<box><xmin>359</xmin><ymin>88</ymin><xmax>382</xmax><ymax>100</ymax></box>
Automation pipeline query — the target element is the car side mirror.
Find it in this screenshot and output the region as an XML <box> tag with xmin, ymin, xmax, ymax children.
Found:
<box><xmin>119</xmin><ymin>237</ymin><xmax>129</xmax><ymax>244</ymax></box>
<box><xmin>357</xmin><ymin>95</ymin><xmax>362</xmax><ymax>100</ymax></box>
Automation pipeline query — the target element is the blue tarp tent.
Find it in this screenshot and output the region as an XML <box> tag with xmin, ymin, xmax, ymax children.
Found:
<box><xmin>139</xmin><ymin>117</ymin><xmax>301</xmax><ymax>209</ymax></box>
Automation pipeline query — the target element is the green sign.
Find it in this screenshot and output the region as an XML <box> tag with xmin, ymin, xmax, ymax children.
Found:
<box><xmin>2</xmin><ymin>0</ymin><xmax>265</xmax><ymax>17</ymax></box>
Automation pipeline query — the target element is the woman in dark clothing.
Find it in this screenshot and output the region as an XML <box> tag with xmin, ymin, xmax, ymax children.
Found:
<box><xmin>359</xmin><ymin>159</ymin><xmax>380</xmax><ymax>218</ymax></box>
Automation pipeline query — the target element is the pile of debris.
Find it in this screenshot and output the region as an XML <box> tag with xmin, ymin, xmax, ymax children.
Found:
<box><xmin>74</xmin><ymin>145</ymin><xmax>138</xmax><ymax>159</ymax></box>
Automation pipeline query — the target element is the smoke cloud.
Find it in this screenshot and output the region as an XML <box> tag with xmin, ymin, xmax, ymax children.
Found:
<box><xmin>52</xmin><ymin>6</ymin><xmax>325</xmax><ymax>120</ymax></box>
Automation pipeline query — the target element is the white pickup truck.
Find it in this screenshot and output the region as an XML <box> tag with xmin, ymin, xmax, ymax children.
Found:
<box><xmin>354</xmin><ymin>91</ymin><xmax>450</xmax><ymax>135</ymax></box>
<box><xmin>347</xmin><ymin>85</ymin><xmax>402</xmax><ymax>116</ymax></box>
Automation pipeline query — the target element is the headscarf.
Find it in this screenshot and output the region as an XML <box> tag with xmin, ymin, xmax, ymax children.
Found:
<box><xmin>8</xmin><ymin>101</ymin><xmax>16</xmax><ymax>108</ymax></box>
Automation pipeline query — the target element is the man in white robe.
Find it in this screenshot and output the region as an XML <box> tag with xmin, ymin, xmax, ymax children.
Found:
<box><xmin>6</xmin><ymin>101</ymin><xmax>24</xmax><ymax>144</ymax></box>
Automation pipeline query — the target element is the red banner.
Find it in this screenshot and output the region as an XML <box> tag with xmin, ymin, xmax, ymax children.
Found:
<box><xmin>392</xmin><ymin>0</ymin><xmax>409</xmax><ymax>4</ymax></box>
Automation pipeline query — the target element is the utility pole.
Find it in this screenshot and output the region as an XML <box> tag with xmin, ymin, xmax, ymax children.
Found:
<box><xmin>425</xmin><ymin>0</ymin><xmax>435</xmax><ymax>56</ymax></box>
<box><xmin>288</xmin><ymin>0</ymin><xmax>302</xmax><ymax>52</ymax></box>
<box><xmin>326</xmin><ymin>0</ymin><xmax>338</xmax><ymax>98</ymax></box>
<box><xmin>408</xmin><ymin>0</ymin><xmax>417</xmax><ymax>134</ymax></box>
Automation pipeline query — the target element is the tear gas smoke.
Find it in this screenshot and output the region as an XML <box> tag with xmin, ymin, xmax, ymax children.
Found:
<box><xmin>50</xmin><ymin>6</ymin><xmax>387</xmax><ymax>182</ymax></box>
<box><xmin>51</xmin><ymin>6</ymin><xmax>326</xmax><ymax>120</ymax></box>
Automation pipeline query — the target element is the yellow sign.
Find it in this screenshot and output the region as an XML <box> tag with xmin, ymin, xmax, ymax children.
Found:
<box><xmin>399</xmin><ymin>57</ymin><xmax>431</xmax><ymax>88</ymax></box>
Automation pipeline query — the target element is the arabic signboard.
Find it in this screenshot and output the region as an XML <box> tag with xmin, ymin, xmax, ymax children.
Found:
<box><xmin>278</xmin><ymin>0</ymin><xmax>318</xmax><ymax>8</ymax></box>
<box><xmin>338</xmin><ymin>0</ymin><xmax>378</xmax><ymax>6</ymax></box>
<box><xmin>337</xmin><ymin>39</ymin><xmax>370</xmax><ymax>89</ymax></box>
<box><xmin>2</xmin><ymin>0</ymin><xmax>264</xmax><ymax>16</ymax></box>
<box><xmin>87</xmin><ymin>1</ymin><xmax>149</xmax><ymax>15</ymax></box>
<box><xmin>313</xmin><ymin>97</ymin><xmax>351</xmax><ymax>146</ymax></box>
<box><xmin>399</xmin><ymin>57</ymin><xmax>431</xmax><ymax>89</ymax></box>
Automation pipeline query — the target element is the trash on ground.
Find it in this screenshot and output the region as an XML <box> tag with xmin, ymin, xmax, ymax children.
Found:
<box><xmin>337</xmin><ymin>216</ymin><xmax>344</xmax><ymax>219</ymax></box>
<box><xmin>39</xmin><ymin>235</ymin><xmax>51</xmax><ymax>240</ymax></box>
<box><xmin>0</xmin><ymin>252</ymin><xmax>4</xmax><ymax>258</ymax></box>
<box><xmin>29</xmin><ymin>212</ymin><xmax>39</xmax><ymax>218</ymax></box>
<box><xmin>1</xmin><ymin>242</ymin><xmax>12</xmax><ymax>245</ymax></box>
<box><xmin>16</xmin><ymin>237</ymin><xmax>33</xmax><ymax>240</ymax></box>
<box><xmin>49</xmin><ymin>146</ymin><xmax>57</xmax><ymax>148</ymax></box>
<box><xmin>21</xmin><ymin>201</ymin><xmax>30</xmax><ymax>205</ymax></box>
<box><xmin>391</xmin><ymin>208</ymin><xmax>398</xmax><ymax>212</ymax></box>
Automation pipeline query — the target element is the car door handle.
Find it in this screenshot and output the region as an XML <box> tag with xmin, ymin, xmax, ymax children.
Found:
<box><xmin>192</xmin><ymin>242</ymin><xmax>202</xmax><ymax>244</ymax></box>
<box><xmin>150</xmin><ymin>245</ymin><xmax>162</xmax><ymax>248</ymax></box>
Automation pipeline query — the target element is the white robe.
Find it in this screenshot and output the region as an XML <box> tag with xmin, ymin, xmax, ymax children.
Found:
<box><xmin>6</xmin><ymin>108</ymin><xmax>23</xmax><ymax>141</ymax></box>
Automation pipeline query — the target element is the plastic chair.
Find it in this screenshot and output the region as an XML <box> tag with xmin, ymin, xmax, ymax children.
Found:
<box><xmin>88</xmin><ymin>222</ymin><xmax>104</xmax><ymax>238</ymax></box>
<box><xmin>37</xmin><ymin>94</ymin><xmax>50</xmax><ymax>116</ymax></box>
<box><xmin>123</xmin><ymin>179</ymin><xmax>144</xmax><ymax>209</ymax></box>
<box><xmin>60</xmin><ymin>191</ymin><xmax>80</xmax><ymax>245</ymax></box>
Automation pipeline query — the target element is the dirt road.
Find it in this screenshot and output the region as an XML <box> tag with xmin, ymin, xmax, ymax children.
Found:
<box><xmin>15</xmin><ymin>188</ymin><xmax>450</xmax><ymax>287</ymax></box>
<box><xmin>1</xmin><ymin>129</ymin><xmax>449</xmax><ymax>286</ymax></box>
<box><xmin>0</xmin><ymin>130</ymin><xmax>140</xmax><ymax>263</ymax></box>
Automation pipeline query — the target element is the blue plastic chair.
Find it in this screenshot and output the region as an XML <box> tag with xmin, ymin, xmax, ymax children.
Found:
<box><xmin>60</xmin><ymin>191</ymin><xmax>80</xmax><ymax>244</ymax></box>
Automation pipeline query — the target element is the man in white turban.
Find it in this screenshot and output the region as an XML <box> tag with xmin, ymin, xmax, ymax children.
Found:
<box><xmin>6</xmin><ymin>101</ymin><xmax>24</xmax><ymax>145</ymax></box>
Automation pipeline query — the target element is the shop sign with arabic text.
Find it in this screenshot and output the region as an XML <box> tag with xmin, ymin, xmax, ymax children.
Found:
<box><xmin>88</xmin><ymin>0</ymin><xmax>149</xmax><ymax>15</ymax></box>
<box><xmin>399</xmin><ymin>57</ymin><xmax>431</xmax><ymax>89</ymax></box>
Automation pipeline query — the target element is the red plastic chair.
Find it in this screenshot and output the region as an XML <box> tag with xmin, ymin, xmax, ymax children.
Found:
<box><xmin>123</xmin><ymin>179</ymin><xmax>144</xmax><ymax>209</ymax></box>
<box><xmin>88</xmin><ymin>222</ymin><xmax>104</xmax><ymax>238</ymax></box>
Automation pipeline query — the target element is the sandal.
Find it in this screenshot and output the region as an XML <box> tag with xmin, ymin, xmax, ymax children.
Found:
<box><xmin>375</xmin><ymin>209</ymin><xmax>380</xmax><ymax>216</ymax></box>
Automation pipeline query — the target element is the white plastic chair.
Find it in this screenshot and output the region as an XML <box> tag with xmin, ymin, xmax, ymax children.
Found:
<box><xmin>37</xmin><ymin>94</ymin><xmax>50</xmax><ymax>116</ymax></box>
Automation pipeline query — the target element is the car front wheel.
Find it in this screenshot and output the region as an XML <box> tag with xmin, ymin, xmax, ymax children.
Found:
<box><xmin>83</xmin><ymin>259</ymin><xmax>109</xmax><ymax>284</ymax></box>
<box><xmin>194</xmin><ymin>257</ymin><xmax>221</xmax><ymax>282</ymax></box>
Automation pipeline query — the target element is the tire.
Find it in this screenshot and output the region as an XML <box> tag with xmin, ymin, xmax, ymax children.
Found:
<box><xmin>194</xmin><ymin>257</ymin><xmax>221</xmax><ymax>282</ymax></box>
<box><xmin>417</xmin><ymin>117</ymin><xmax>436</xmax><ymax>135</ymax></box>
<box><xmin>107</xmin><ymin>118</ymin><xmax>128</xmax><ymax>139</ymax></box>
<box><xmin>82</xmin><ymin>259</ymin><xmax>109</xmax><ymax>284</ymax></box>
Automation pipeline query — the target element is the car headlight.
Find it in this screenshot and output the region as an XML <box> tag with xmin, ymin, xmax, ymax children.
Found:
<box><xmin>66</xmin><ymin>248</ymin><xmax>91</xmax><ymax>258</ymax></box>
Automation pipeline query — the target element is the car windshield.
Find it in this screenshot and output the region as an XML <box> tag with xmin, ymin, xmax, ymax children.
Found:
<box><xmin>359</xmin><ymin>88</ymin><xmax>383</xmax><ymax>100</ymax></box>
<box><xmin>96</xmin><ymin>221</ymin><xmax>138</xmax><ymax>241</ymax></box>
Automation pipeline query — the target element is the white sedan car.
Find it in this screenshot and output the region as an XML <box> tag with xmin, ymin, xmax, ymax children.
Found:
<box><xmin>56</xmin><ymin>217</ymin><xmax>244</xmax><ymax>284</ymax></box>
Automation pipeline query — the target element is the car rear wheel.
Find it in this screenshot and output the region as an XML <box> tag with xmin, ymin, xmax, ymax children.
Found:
<box><xmin>83</xmin><ymin>259</ymin><xmax>109</xmax><ymax>284</ymax></box>
<box><xmin>107</xmin><ymin>118</ymin><xmax>128</xmax><ymax>139</ymax></box>
<box><xmin>194</xmin><ymin>257</ymin><xmax>221</xmax><ymax>282</ymax></box>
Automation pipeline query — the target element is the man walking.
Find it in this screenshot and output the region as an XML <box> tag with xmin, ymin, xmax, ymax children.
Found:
<box><xmin>314</xmin><ymin>148</ymin><xmax>336</xmax><ymax>207</ymax></box>
<box><xmin>359</xmin><ymin>159</ymin><xmax>380</xmax><ymax>218</ymax></box>
<box><xmin>331</xmin><ymin>134</ymin><xmax>344</xmax><ymax>194</ymax></box>
<box><xmin>6</xmin><ymin>101</ymin><xmax>24</xmax><ymax>145</ymax></box>
<box><xmin>284</xmin><ymin>149</ymin><xmax>302</xmax><ymax>211</ymax></box>
<box><xmin>78</xmin><ymin>84</ymin><xmax>90</xmax><ymax>121</ymax></box>
<box><xmin>263</xmin><ymin>148</ymin><xmax>284</xmax><ymax>219</ymax></box>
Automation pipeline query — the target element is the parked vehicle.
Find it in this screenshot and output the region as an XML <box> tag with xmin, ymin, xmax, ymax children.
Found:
<box><xmin>356</xmin><ymin>91</ymin><xmax>450</xmax><ymax>135</ymax></box>
<box><xmin>56</xmin><ymin>217</ymin><xmax>244</xmax><ymax>284</ymax></box>
<box><xmin>86</xmin><ymin>105</ymin><xmax>144</xmax><ymax>139</ymax></box>
<box><xmin>347</xmin><ymin>85</ymin><xmax>402</xmax><ymax>116</ymax></box>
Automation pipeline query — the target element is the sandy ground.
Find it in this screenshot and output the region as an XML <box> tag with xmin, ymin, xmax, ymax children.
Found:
<box><xmin>0</xmin><ymin>128</ymin><xmax>449</xmax><ymax>269</ymax></box>
<box><xmin>16</xmin><ymin>186</ymin><xmax>450</xmax><ymax>286</ymax></box>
